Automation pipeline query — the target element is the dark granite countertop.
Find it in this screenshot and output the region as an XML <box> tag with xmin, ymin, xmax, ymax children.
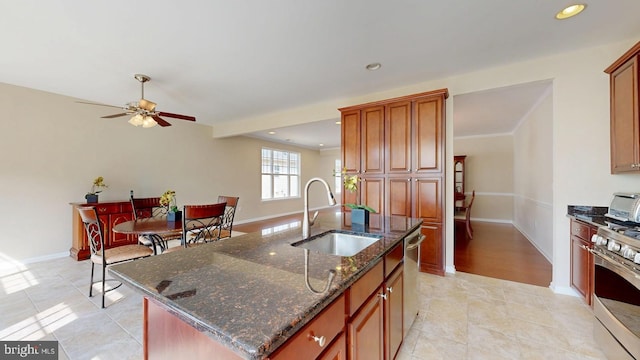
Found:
<box><xmin>108</xmin><ymin>212</ymin><xmax>422</xmax><ymax>359</ymax></box>
<box><xmin>567</xmin><ymin>205</ymin><xmax>609</xmax><ymax>227</ymax></box>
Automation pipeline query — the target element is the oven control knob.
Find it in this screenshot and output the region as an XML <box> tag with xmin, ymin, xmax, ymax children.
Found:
<box><xmin>634</xmin><ymin>253</ymin><xmax>640</xmax><ymax>264</ymax></box>
<box><xmin>622</xmin><ymin>246</ymin><xmax>636</xmax><ymax>260</ymax></box>
<box><xmin>591</xmin><ymin>234</ymin><xmax>599</xmax><ymax>243</ymax></box>
<box><xmin>608</xmin><ymin>241</ymin><xmax>621</xmax><ymax>252</ymax></box>
<box><xmin>594</xmin><ymin>236</ymin><xmax>608</xmax><ymax>246</ymax></box>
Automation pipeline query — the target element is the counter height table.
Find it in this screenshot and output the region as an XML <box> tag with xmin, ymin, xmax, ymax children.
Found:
<box><xmin>112</xmin><ymin>217</ymin><xmax>182</xmax><ymax>254</ymax></box>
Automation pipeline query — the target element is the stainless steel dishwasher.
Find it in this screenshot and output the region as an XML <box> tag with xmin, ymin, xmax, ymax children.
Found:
<box><xmin>404</xmin><ymin>228</ymin><xmax>425</xmax><ymax>337</ymax></box>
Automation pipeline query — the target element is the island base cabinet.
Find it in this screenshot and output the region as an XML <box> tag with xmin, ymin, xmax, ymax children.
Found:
<box><xmin>318</xmin><ymin>332</ymin><xmax>347</xmax><ymax>360</ymax></box>
<box><xmin>348</xmin><ymin>291</ymin><xmax>384</xmax><ymax>360</ymax></box>
<box><xmin>144</xmin><ymin>298</ymin><xmax>243</xmax><ymax>360</ymax></box>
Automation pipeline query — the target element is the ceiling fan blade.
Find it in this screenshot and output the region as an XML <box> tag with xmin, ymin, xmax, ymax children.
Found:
<box><xmin>158</xmin><ymin>112</ymin><xmax>196</xmax><ymax>122</ymax></box>
<box><xmin>76</xmin><ymin>101</ymin><xmax>125</xmax><ymax>110</ymax></box>
<box><xmin>152</xmin><ymin>115</ymin><xmax>172</xmax><ymax>127</ymax></box>
<box><xmin>101</xmin><ymin>113</ymin><xmax>130</xmax><ymax>119</ymax></box>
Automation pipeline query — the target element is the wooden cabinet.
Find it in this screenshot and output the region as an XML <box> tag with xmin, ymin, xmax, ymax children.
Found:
<box><xmin>70</xmin><ymin>200</ymin><xmax>136</xmax><ymax>260</ymax></box>
<box><xmin>271</xmin><ymin>295</ymin><xmax>346</xmax><ymax>360</ymax></box>
<box><xmin>605</xmin><ymin>41</ymin><xmax>640</xmax><ymax>173</ymax></box>
<box><xmin>454</xmin><ymin>155</ymin><xmax>466</xmax><ymax>205</ymax></box>
<box><xmin>340</xmin><ymin>89</ymin><xmax>448</xmax><ymax>276</ymax></box>
<box><xmin>318</xmin><ymin>332</ymin><xmax>347</xmax><ymax>360</ymax></box>
<box><xmin>570</xmin><ymin>218</ymin><xmax>596</xmax><ymax>306</ymax></box>
<box><xmin>419</xmin><ymin>223</ymin><xmax>444</xmax><ymax>275</ymax></box>
<box><xmin>347</xmin><ymin>242</ymin><xmax>405</xmax><ymax>360</ymax></box>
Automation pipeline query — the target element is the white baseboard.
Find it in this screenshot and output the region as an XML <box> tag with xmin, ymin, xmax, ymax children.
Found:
<box><xmin>550</xmin><ymin>283</ymin><xmax>580</xmax><ymax>297</ymax></box>
<box><xmin>445</xmin><ymin>265</ymin><xmax>456</xmax><ymax>274</ymax></box>
<box><xmin>234</xmin><ymin>205</ymin><xmax>334</xmax><ymax>225</ymax></box>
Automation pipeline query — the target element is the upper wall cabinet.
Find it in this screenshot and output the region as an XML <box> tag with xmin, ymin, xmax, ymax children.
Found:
<box><xmin>605</xmin><ymin>41</ymin><xmax>640</xmax><ymax>174</ymax></box>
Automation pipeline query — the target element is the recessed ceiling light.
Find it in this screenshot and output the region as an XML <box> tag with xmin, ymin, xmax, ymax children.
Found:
<box><xmin>366</xmin><ymin>62</ymin><xmax>382</xmax><ymax>71</ymax></box>
<box><xmin>268</xmin><ymin>131</ymin><xmax>276</xmax><ymax>135</ymax></box>
<box><xmin>555</xmin><ymin>4</ymin><xmax>586</xmax><ymax>19</ymax></box>
<box><xmin>319</xmin><ymin>143</ymin><xmax>324</xmax><ymax>147</ymax></box>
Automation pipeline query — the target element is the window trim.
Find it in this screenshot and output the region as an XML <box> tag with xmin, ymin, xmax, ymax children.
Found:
<box><xmin>261</xmin><ymin>147</ymin><xmax>301</xmax><ymax>201</ymax></box>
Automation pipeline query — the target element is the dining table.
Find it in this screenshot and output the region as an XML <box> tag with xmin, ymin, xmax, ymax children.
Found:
<box><xmin>112</xmin><ymin>217</ymin><xmax>183</xmax><ymax>255</ymax></box>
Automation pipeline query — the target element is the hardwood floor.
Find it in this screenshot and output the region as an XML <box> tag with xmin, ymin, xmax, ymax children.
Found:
<box><xmin>454</xmin><ymin>221</ymin><xmax>552</xmax><ymax>287</ymax></box>
<box><xmin>234</xmin><ymin>211</ymin><xmax>552</xmax><ymax>287</ymax></box>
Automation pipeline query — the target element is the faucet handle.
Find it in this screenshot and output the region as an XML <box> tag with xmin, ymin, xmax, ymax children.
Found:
<box><xmin>309</xmin><ymin>210</ymin><xmax>319</xmax><ymax>225</ymax></box>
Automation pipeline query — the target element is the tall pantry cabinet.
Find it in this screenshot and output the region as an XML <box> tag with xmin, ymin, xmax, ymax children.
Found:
<box><xmin>340</xmin><ymin>89</ymin><xmax>449</xmax><ymax>275</ymax></box>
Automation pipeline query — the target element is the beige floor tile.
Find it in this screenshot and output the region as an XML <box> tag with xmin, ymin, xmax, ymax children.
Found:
<box><xmin>0</xmin><ymin>257</ymin><xmax>615</xmax><ymax>360</ymax></box>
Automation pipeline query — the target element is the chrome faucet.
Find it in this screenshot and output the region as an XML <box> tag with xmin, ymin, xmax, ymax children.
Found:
<box><xmin>302</xmin><ymin>177</ymin><xmax>337</xmax><ymax>238</ymax></box>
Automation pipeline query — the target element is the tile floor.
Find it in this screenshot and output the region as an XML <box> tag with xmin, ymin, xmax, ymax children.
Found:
<box><xmin>0</xmin><ymin>256</ymin><xmax>606</xmax><ymax>359</ymax></box>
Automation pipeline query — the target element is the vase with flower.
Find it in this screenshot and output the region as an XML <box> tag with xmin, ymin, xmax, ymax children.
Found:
<box><xmin>160</xmin><ymin>190</ymin><xmax>181</xmax><ymax>222</ymax></box>
<box><xmin>335</xmin><ymin>168</ymin><xmax>376</xmax><ymax>227</ymax></box>
<box><xmin>85</xmin><ymin>176</ymin><xmax>108</xmax><ymax>203</ymax></box>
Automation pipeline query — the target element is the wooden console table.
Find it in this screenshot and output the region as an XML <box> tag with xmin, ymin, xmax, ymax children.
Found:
<box><xmin>69</xmin><ymin>200</ymin><xmax>137</xmax><ymax>260</ymax></box>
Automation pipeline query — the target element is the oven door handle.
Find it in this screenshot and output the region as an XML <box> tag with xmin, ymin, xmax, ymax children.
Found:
<box><xmin>589</xmin><ymin>248</ymin><xmax>640</xmax><ymax>288</ymax></box>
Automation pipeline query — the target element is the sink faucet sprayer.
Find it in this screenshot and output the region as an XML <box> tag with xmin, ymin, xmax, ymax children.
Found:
<box><xmin>302</xmin><ymin>177</ymin><xmax>337</xmax><ymax>239</ymax></box>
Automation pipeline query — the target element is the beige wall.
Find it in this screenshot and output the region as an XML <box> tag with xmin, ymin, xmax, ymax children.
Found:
<box><xmin>0</xmin><ymin>83</ymin><xmax>335</xmax><ymax>262</ymax></box>
<box><xmin>513</xmin><ymin>90</ymin><xmax>554</xmax><ymax>260</ymax></box>
<box><xmin>453</xmin><ymin>135</ymin><xmax>514</xmax><ymax>222</ymax></box>
<box><xmin>3</xmin><ymin>37</ymin><xmax>640</xmax><ymax>295</ymax></box>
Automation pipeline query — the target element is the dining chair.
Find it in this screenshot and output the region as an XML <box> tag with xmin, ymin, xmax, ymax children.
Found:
<box><xmin>163</xmin><ymin>202</ymin><xmax>227</xmax><ymax>253</ymax></box>
<box><xmin>454</xmin><ymin>190</ymin><xmax>475</xmax><ymax>240</ymax></box>
<box><xmin>215</xmin><ymin>195</ymin><xmax>239</xmax><ymax>239</ymax></box>
<box><xmin>77</xmin><ymin>206</ymin><xmax>153</xmax><ymax>308</ymax></box>
<box><xmin>131</xmin><ymin>197</ymin><xmax>182</xmax><ymax>253</ymax></box>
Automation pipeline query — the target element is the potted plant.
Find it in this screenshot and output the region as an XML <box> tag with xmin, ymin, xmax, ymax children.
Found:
<box><xmin>85</xmin><ymin>176</ymin><xmax>108</xmax><ymax>203</ymax></box>
<box><xmin>335</xmin><ymin>168</ymin><xmax>376</xmax><ymax>226</ymax></box>
<box><xmin>160</xmin><ymin>190</ymin><xmax>181</xmax><ymax>222</ymax></box>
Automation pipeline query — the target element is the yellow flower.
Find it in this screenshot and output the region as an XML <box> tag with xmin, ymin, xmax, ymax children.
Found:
<box><xmin>160</xmin><ymin>190</ymin><xmax>178</xmax><ymax>212</ymax></box>
<box><xmin>88</xmin><ymin>176</ymin><xmax>108</xmax><ymax>195</ymax></box>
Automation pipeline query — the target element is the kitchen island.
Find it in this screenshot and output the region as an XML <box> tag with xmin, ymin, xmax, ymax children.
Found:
<box><xmin>109</xmin><ymin>212</ymin><xmax>422</xmax><ymax>359</ymax></box>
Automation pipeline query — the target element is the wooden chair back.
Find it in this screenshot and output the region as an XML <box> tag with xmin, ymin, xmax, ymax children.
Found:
<box><xmin>131</xmin><ymin>197</ymin><xmax>166</xmax><ymax>220</ymax></box>
<box><xmin>217</xmin><ymin>195</ymin><xmax>240</xmax><ymax>239</ymax></box>
<box><xmin>183</xmin><ymin>202</ymin><xmax>227</xmax><ymax>246</ymax></box>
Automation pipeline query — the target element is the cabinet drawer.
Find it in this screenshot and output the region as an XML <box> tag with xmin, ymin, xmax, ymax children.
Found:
<box><xmin>94</xmin><ymin>204</ymin><xmax>121</xmax><ymax>214</ymax></box>
<box><xmin>271</xmin><ymin>295</ymin><xmax>345</xmax><ymax>360</ymax></box>
<box><xmin>348</xmin><ymin>261</ymin><xmax>384</xmax><ymax>316</ymax></box>
<box><xmin>571</xmin><ymin>219</ymin><xmax>591</xmax><ymax>240</ymax></box>
<box><xmin>384</xmin><ymin>241</ymin><xmax>404</xmax><ymax>278</ymax></box>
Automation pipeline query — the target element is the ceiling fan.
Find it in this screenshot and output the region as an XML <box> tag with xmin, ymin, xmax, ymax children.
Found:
<box><xmin>78</xmin><ymin>74</ymin><xmax>196</xmax><ymax>128</ymax></box>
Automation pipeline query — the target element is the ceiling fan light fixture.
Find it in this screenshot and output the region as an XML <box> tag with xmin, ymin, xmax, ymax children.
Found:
<box><xmin>555</xmin><ymin>4</ymin><xmax>586</xmax><ymax>19</ymax></box>
<box><xmin>142</xmin><ymin>116</ymin><xmax>157</xmax><ymax>128</ymax></box>
<box><xmin>128</xmin><ymin>114</ymin><xmax>144</xmax><ymax>126</ymax></box>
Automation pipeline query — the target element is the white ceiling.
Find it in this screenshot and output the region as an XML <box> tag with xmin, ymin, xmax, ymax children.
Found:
<box><xmin>1</xmin><ymin>1</ymin><xmax>639</xmax><ymax>149</ymax></box>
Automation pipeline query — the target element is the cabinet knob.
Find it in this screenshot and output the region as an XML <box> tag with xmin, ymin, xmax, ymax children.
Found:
<box><xmin>378</xmin><ymin>292</ymin><xmax>387</xmax><ymax>300</ymax></box>
<box><xmin>387</xmin><ymin>286</ymin><xmax>393</xmax><ymax>293</ymax></box>
<box><xmin>309</xmin><ymin>334</ymin><xmax>326</xmax><ymax>347</ymax></box>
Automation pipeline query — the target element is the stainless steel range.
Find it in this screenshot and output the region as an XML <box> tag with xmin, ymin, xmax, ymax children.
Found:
<box><xmin>590</xmin><ymin>193</ymin><xmax>640</xmax><ymax>359</ymax></box>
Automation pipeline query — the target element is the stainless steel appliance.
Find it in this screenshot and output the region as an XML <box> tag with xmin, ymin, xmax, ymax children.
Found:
<box><xmin>403</xmin><ymin>228</ymin><xmax>425</xmax><ymax>337</ymax></box>
<box><xmin>589</xmin><ymin>198</ymin><xmax>640</xmax><ymax>359</ymax></box>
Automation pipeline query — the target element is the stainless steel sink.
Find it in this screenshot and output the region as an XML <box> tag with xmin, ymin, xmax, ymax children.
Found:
<box><xmin>292</xmin><ymin>231</ymin><xmax>381</xmax><ymax>257</ymax></box>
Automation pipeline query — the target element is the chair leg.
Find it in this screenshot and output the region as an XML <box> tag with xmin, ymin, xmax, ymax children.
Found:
<box><xmin>89</xmin><ymin>262</ymin><xmax>95</xmax><ymax>297</ymax></box>
<box><xmin>102</xmin><ymin>264</ymin><xmax>106</xmax><ymax>308</ymax></box>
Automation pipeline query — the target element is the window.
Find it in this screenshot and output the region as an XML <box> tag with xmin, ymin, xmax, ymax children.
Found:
<box><xmin>261</xmin><ymin>148</ymin><xmax>300</xmax><ymax>200</ymax></box>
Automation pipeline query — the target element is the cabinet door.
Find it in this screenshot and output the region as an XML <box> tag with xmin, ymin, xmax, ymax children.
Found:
<box><xmin>342</xmin><ymin>110</ymin><xmax>361</xmax><ymax>173</ymax></box>
<box><xmin>361</xmin><ymin>177</ymin><xmax>385</xmax><ymax>229</ymax></box>
<box><xmin>387</xmin><ymin>177</ymin><xmax>412</xmax><ymax>217</ymax></box>
<box><xmin>610</xmin><ymin>55</ymin><xmax>640</xmax><ymax>173</ymax></box>
<box><xmin>348</xmin><ymin>289</ymin><xmax>384</xmax><ymax>360</ymax></box>
<box><xmin>570</xmin><ymin>236</ymin><xmax>590</xmax><ymax>301</ymax></box>
<box><xmin>386</xmin><ymin>101</ymin><xmax>412</xmax><ymax>173</ymax></box>
<box><xmin>419</xmin><ymin>223</ymin><xmax>444</xmax><ymax>276</ymax></box>
<box><xmin>413</xmin><ymin>95</ymin><xmax>444</xmax><ymax>173</ymax></box>
<box><xmin>319</xmin><ymin>332</ymin><xmax>346</xmax><ymax>360</ymax></box>
<box><xmin>385</xmin><ymin>267</ymin><xmax>404</xmax><ymax>360</ymax></box>
<box><xmin>362</xmin><ymin>106</ymin><xmax>385</xmax><ymax>175</ymax></box>
<box><xmin>414</xmin><ymin>177</ymin><xmax>442</xmax><ymax>223</ymax></box>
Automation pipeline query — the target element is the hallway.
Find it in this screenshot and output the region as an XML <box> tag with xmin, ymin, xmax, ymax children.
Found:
<box><xmin>454</xmin><ymin>221</ymin><xmax>552</xmax><ymax>287</ymax></box>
